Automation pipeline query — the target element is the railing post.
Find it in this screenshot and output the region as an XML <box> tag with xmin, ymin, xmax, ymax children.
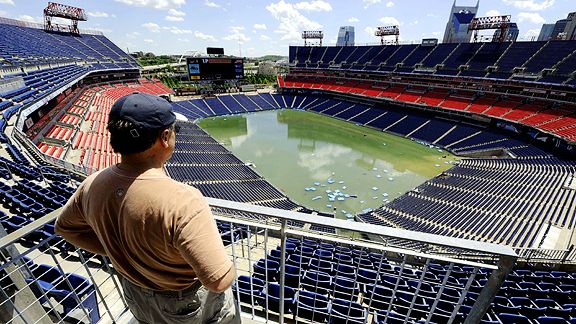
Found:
<box><xmin>277</xmin><ymin>219</ymin><xmax>288</xmax><ymax>324</ymax></box>
<box><xmin>561</xmin><ymin>244</ymin><xmax>574</xmax><ymax>264</ymax></box>
<box><xmin>0</xmin><ymin>228</ymin><xmax>52</xmax><ymax>324</ymax></box>
<box><xmin>464</xmin><ymin>255</ymin><xmax>517</xmax><ymax>324</ymax></box>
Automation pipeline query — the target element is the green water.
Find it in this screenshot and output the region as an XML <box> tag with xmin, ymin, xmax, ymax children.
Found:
<box><xmin>198</xmin><ymin>110</ymin><xmax>458</xmax><ymax>218</ymax></box>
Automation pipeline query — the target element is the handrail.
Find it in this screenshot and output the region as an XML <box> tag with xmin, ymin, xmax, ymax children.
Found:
<box><xmin>1</xmin><ymin>197</ymin><xmax>519</xmax><ymax>324</ymax></box>
<box><xmin>206</xmin><ymin>197</ymin><xmax>517</xmax><ymax>258</ymax></box>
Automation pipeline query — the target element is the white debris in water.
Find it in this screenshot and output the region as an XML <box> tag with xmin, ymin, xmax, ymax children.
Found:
<box><xmin>372</xmin><ymin>187</ymin><xmax>378</xmax><ymax>191</ymax></box>
<box><xmin>312</xmin><ymin>196</ymin><xmax>322</xmax><ymax>201</ymax></box>
<box><xmin>388</xmin><ymin>177</ymin><xmax>394</xmax><ymax>181</ymax></box>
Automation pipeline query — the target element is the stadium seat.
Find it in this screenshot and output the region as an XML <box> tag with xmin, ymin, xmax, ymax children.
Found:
<box><xmin>259</xmin><ymin>283</ymin><xmax>295</xmax><ymax>314</ymax></box>
<box><xmin>292</xmin><ymin>290</ymin><xmax>330</xmax><ymax>323</ymax></box>
<box><xmin>233</xmin><ymin>275</ymin><xmax>264</xmax><ymax>305</ymax></box>
<box><xmin>328</xmin><ymin>298</ymin><xmax>367</xmax><ymax>324</ymax></box>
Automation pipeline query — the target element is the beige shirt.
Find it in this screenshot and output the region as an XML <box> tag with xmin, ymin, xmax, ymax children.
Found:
<box><xmin>55</xmin><ymin>165</ymin><xmax>233</xmax><ymax>291</ymax></box>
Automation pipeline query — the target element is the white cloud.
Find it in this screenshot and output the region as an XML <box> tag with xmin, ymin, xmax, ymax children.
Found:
<box><xmin>260</xmin><ymin>35</ymin><xmax>272</xmax><ymax>41</ymax></box>
<box><xmin>364</xmin><ymin>26</ymin><xmax>377</xmax><ymax>36</ymax></box>
<box><xmin>409</xmin><ymin>20</ymin><xmax>418</xmax><ymax>26</ymax></box>
<box><xmin>379</xmin><ymin>16</ymin><xmax>400</xmax><ymax>26</ymax></box>
<box><xmin>254</xmin><ymin>23</ymin><xmax>267</xmax><ymax>30</ymax></box>
<box><xmin>0</xmin><ymin>10</ymin><xmax>6</xmax><ymax>16</ymax></box>
<box><xmin>163</xmin><ymin>26</ymin><xmax>193</xmax><ymax>34</ymax></box>
<box><xmin>114</xmin><ymin>0</ymin><xmax>185</xmax><ymax>10</ymax></box>
<box><xmin>126</xmin><ymin>31</ymin><xmax>141</xmax><ymax>38</ymax></box>
<box><xmin>0</xmin><ymin>0</ymin><xmax>14</xmax><ymax>5</ymax></box>
<box><xmin>17</xmin><ymin>15</ymin><xmax>43</xmax><ymax>24</ymax></box>
<box><xmin>88</xmin><ymin>11</ymin><xmax>110</xmax><ymax>18</ymax></box>
<box><xmin>168</xmin><ymin>9</ymin><xmax>186</xmax><ymax>16</ymax></box>
<box><xmin>166</xmin><ymin>16</ymin><xmax>184</xmax><ymax>21</ymax></box>
<box><xmin>143</xmin><ymin>39</ymin><xmax>154</xmax><ymax>43</ymax></box>
<box><xmin>502</xmin><ymin>0</ymin><xmax>554</xmax><ymax>11</ymax></box>
<box><xmin>205</xmin><ymin>0</ymin><xmax>221</xmax><ymax>8</ymax></box>
<box><xmin>386</xmin><ymin>1</ymin><xmax>394</xmax><ymax>7</ymax></box>
<box><xmin>518</xmin><ymin>12</ymin><xmax>546</xmax><ymax>24</ymax></box>
<box><xmin>294</xmin><ymin>0</ymin><xmax>332</xmax><ymax>12</ymax></box>
<box><xmin>177</xmin><ymin>38</ymin><xmax>190</xmax><ymax>42</ymax></box>
<box><xmin>142</xmin><ymin>22</ymin><xmax>161</xmax><ymax>33</ymax></box>
<box><xmin>223</xmin><ymin>26</ymin><xmax>250</xmax><ymax>43</ymax></box>
<box><xmin>194</xmin><ymin>31</ymin><xmax>216</xmax><ymax>41</ymax></box>
<box><xmin>166</xmin><ymin>9</ymin><xmax>185</xmax><ymax>21</ymax></box>
<box><xmin>348</xmin><ymin>17</ymin><xmax>359</xmax><ymax>23</ymax></box>
<box><xmin>486</xmin><ymin>9</ymin><xmax>501</xmax><ymax>16</ymax></box>
<box><xmin>266</xmin><ymin>0</ymin><xmax>322</xmax><ymax>42</ymax></box>
<box><xmin>524</xmin><ymin>28</ymin><xmax>540</xmax><ymax>40</ymax></box>
<box><xmin>363</xmin><ymin>0</ymin><xmax>381</xmax><ymax>9</ymax></box>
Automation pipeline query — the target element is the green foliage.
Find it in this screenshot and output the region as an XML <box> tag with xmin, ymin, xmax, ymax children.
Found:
<box><xmin>244</xmin><ymin>74</ymin><xmax>277</xmax><ymax>85</ymax></box>
<box><xmin>137</xmin><ymin>55</ymin><xmax>178</xmax><ymax>67</ymax></box>
<box><xmin>159</xmin><ymin>76</ymin><xmax>181</xmax><ymax>89</ymax></box>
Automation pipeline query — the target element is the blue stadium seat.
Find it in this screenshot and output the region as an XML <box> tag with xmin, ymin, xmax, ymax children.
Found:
<box><xmin>259</xmin><ymin>283</ymin><xmax>295</xmax><ymax>313</ymax></box>
<box><xmin>328</xmin><ymin>298</ymin><xmax>367</xmax><ymax>324</ymax></box>
<box><xmin>233</xmin><ymin>275</ymin><xmax>264</xmax><ymax>305</ymax></box>
<box><xmin>293</xmin><ymin>290</ymin><xmax>330</xmax><ymax>322</ymax></box>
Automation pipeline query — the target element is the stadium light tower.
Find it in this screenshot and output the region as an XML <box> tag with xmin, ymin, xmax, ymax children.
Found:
<box><xmin>374</xmin><ymin>26</ymin><xmax>400</xmax><ymax>45</ymax></box>
<box><xmin>44</xmin><ymin>2</ymin><xmax>87</xmax><ymax>34</ymax></box>
<box><xmin>302</xmin><ymin>31</ymin><xmax>324</xmax><ymax>46</ymax></box>
<box><xmin>468</xmin><ymin>15</ymin><xmax>512</xmax><ymax>43</ymax></box>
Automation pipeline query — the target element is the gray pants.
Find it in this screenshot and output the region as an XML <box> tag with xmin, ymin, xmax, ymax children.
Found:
<box><xmin>120</xmin><ymin>276</ymin><xmax>241</xmax><ymax>324</ymax></box>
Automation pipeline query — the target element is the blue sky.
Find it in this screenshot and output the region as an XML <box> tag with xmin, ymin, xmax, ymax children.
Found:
<box><xmin>0</xmin><ymin>0</ymin><xmax>573</xmax><ymax>57</ymax></box>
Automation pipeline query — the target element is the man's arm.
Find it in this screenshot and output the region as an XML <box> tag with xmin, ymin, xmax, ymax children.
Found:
<box><xmin>174</xmin><ymin>191</ymin><xmax>235</xmax><ymax>292</ymax></box>
<box><xmin>55</xmin><ymin>188</ymin><xmax>108</xmax><ymax>256</ymax></box>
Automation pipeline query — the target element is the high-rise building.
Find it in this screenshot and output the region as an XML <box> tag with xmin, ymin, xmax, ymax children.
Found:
<box><xmin>494</xmin><ymin>22</ymin><xmax>519</xmax><ymax>42</ymax></box>
<box><xmin>552</xmin><ymin>19</ymin><xmax>568</xmax><ymax>40</ymax></box>
<box><xmin>564</xmin><ymin>12</ymin><xmax>576</xmax><ymax>40</ymax></box>
<box><xmin>538</xmin><ymin>23</ymin><xmax>555</xmax><ymax>41</ymax></box>
<box><xmin>442</xmin><ymin>0</ymin><xmax>479</xmax><ymax>43</ymax></box>
<box><xmin>336</xmin><ymin>26</ymin><xmax>355</xmax><ymax>46</ymax></box>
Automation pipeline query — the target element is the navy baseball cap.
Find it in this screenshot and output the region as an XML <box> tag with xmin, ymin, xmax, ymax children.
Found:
<box><xmin>109</xmin><ymin>92</ymin><xmax>176</xmax><ymax>131</ymax></box>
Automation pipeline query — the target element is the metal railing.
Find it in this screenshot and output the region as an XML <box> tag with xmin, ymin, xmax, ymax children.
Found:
<box><xmin>0</xmin><ymin>197</ymin><xmax>517</xmax><ymax>323</ymax></box>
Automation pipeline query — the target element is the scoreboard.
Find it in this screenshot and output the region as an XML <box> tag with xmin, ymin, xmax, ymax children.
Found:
<box><xmin>186</xmin><ymin>57</ymin><xmax>244</xmax><ymax>81</ymax></box>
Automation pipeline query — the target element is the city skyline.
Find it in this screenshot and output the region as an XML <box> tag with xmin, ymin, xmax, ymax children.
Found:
<box><xmin>0</xmin><ymin>0</ymin><xmax>573</xmax><ymax>57</ymax></box>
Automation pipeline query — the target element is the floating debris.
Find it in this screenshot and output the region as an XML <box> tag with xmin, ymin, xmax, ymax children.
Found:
<box><xmin>338</xmin><ymin>181</ymin><xmax>345</xmax><ymax>184</ymax></box>
<box><xmin>383</xmin><ymin>169</ymin><xmax>389</xmax><ymax>173</ymax></box>
<box><xmin>372</xmin><ymin>187</ymin><xmax>379</xmax><ymax>191</ymax></box>
<box><xmin>312</xmin><ymin>196</ymin><xmax>322</xmax><ymax>201</ymax></box>
<box><xmin>360</xmin><ymin>200</ymin><xmax>365</xmax><ymax>204</ymax></box>
<box><xmin>435</xmin><ymin>164</ymin><xmax>441</xmax><ymax>167</ymax></box>
<box><xmin>388</xmin><ymin>177</ymin><xmax>394</xmax><ymax>181</ymax></box>
<box><xmin>382</xmin><ymin>193</ymin><xmax>389</xmax><ymax>197</ymax></box>
<box><xmin>372</xmin><ymin>196</ymin><xmax>378</xmax><ymax>199</ymax></box>
<box><xmin>342</xmin><ymin>186</ymin><xmax>347</xmax><ymax>190</ymax></box>
<box><xmin>326</xmin><ymin>204</ymin><xmax>332</xmax><ymax>208</ymax></box>
<box><xmin>346</xmin><ymin>213</ymin><xmax>354</xmax><ymax>218</ymax></box>
<box><xmin>372</xmin><ymin>168</ymin><xmax>378</xmax><ymax>171</ymax></box>
<box><xmin>326</xmin><ymin>190</ymin><xmax>332</xmax><ymax>193</ymax></box>
<box><xmin>313</xmin><ymin>182</ymin><xmax>320</xmax><ymax>186</ymax></box>
<box><xmin>376</xmin><ymin>175</ymin><xmax>382</xmax><ymax>178</ymax></box>
<box><xmin>337</xmin><ymin>197</ymin><xmax>345</xmax><ymax>201</ymax></box>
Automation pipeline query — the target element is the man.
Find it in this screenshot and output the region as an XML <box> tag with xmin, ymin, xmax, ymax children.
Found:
<box><xmin>56</xmin><ymin>92</ymin><xmax>240</xmax><ymax>323</ymax></box>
